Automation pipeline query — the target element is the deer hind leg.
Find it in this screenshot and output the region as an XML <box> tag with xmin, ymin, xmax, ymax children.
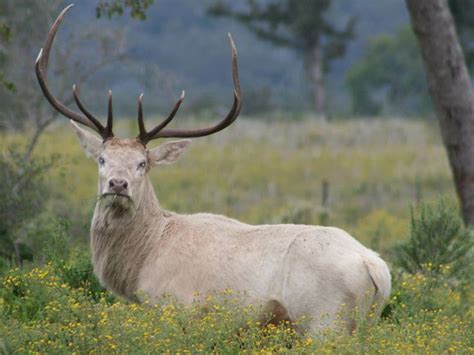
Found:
<box><xmin>341</xmin><ymin>278</ymin><xmax>381</xmax><ymax>335</ymax></box>
<box><xmin>260</xmin><ymin>300</ymin><xmax>290</xmax><ymax>325</ymax></box>
<box><xmin>259</xmin><ymin>300</ymin><xmax>303</xmax><ymax>334</ymax></box>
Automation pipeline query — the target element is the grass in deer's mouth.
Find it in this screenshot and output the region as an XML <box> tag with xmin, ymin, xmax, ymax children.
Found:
<box><xmin>100</xmin><ymin>192</ymin><xmax>132</xmax><ymax>200</ymax></box>
<box><xmin>98</xmin><ymin>193</ymin><xmax>135</xmax><ymax>212</ymax></box>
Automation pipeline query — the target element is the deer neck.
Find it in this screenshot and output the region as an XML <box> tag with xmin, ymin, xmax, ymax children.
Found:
<box><xmin>90</xmin><ymin>176</ymin><xmax>164</xmax><ymax>299</ymax></box>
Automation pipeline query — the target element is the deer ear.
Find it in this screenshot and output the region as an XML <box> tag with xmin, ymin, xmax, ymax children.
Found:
<box><xmin>70</xmin><ymin>121</ymin><xmax>102</xmax><ymax>159</ymax></box>
<box><xmin>148</xmin><ymin>140</ymin><xmax>191</xmax><ymax>166</ymax></box>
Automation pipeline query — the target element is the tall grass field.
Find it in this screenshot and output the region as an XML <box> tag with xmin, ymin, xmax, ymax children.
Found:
<box><xmin>1</xmin><ymin>118</ymin><xmax>472</xmax><ymax>353</ymax></box>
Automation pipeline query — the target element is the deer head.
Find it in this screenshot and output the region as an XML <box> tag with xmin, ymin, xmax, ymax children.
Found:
<box><xmin>35</xmin><ymin>4</ymin><xmax>241</xmax><ymax>209</ymax></box>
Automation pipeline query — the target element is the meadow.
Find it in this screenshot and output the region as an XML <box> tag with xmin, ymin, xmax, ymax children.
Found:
<box><xmin>0</xmin><ymin>117</ymin><xmax>472</xmax><ymax>353</ymax></box>
<box><xmin>11</xmin><ymin>117</ymin><xmax>453</xmax><ymax>245</ymax></box>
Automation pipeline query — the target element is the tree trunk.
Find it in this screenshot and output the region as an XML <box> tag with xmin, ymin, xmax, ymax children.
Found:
<box><xmin>406</xmin><ymin>0</ymin><xmax>474</xmax><ymax>225</ymax></box>
<box><xmin>305</xmin><ymin>40</ymin><xmax>327</xmax><ymax>121</ymax></box>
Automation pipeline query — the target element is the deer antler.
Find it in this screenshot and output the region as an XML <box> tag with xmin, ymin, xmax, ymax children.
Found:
<box><xmin>35</xmin><ymin>4</ymin><xmax>114</xmax><ymax>141</ymax></box>
<box><xmin>136</xmin><ymin>33</ymin><xmax>242</xmax><ymax>145</ymax></box>
<box><xmin>37</xmin><ymin>5</ymin><xmax>241</xmax><ymax>144</ymax></box>
<box><xmin>136</xmin><ymin>91</ymin><xmax>186</xmax><ymax>145</ymax></box>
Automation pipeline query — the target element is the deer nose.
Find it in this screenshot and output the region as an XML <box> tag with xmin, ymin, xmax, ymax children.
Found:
<box><xmin>108</xmin><ymin>178</ymin><xmax>128</xmax><ymax>194</ymax></box>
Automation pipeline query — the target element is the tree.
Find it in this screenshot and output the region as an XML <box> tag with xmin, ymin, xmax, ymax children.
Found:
<box><xmin>208</xmin><ymin>0</ymin><xmax>355</xmax><ymax>120</ymax></box>
<box><xmin>394</xmin><ymin>199</ymin><xmax>473</xmax><ymax>280</ymax></box>
<box><xmin>405</xmin><ymin>0</ymin><xmax>474</xmax><ymax>225</ymax></box>
<box><xmin>346</xmin><ymin>27</ymin><xmax>431</xmax><ymax>116</ymax></box>
<box><xmin>96</xmin><ymin>0</ymin><xmax>155</xmax><ymax>20</ymax></box>
<box><xmin>347</xmin><ymin>0</ymin><xmax>474</xmax><ymax>117</ymax></box>
<box><xmin>0</xmin><ymin>0</ymin><xmax>126</xmax><ymax>158</ymax></box>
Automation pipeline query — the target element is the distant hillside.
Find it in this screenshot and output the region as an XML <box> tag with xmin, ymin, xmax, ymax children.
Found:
<box><xmin>56</xmin><ymin>0</ymin><xmax>409</xmax><ymax>117</ymax></box>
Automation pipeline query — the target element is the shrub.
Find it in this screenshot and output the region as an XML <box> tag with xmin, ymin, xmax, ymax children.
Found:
<box><xmin>42</xmin><ymin>220</ymin><xmax>107</xmax><ymax>301</ymax></box>
<box><xmin>0</xmin><ymin>146</ymin><xmax>56</xmax><ymax>261</ymax></box>
<box><xmin>393</xmin><ymin>198</ymin><xmax>473</xmax><ymax>280</ymax></box>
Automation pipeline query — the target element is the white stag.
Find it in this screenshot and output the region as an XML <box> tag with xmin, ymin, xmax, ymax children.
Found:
<box><xmin>36</xmin><ymin>5</ymin><xmax>391</xmax><ymax>333</ymax></box>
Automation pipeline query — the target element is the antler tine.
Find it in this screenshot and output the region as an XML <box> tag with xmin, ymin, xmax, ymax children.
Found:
<box><xmin>138</xmin><ymin>34</ymin><xmax>242</xmax><ymax>143</ymax></box>
<box><xmin>229</xmin><ymin>33</ymin><xmax>241</xmax><ymax>102</ymax></box>
<box><xmin>36</xmin><ymin>4</ymin><xmax>113</xmax><ymax>140</ymax></box>
<box><xmin>72</xmin><ymin>84</ymin><xmax>106</xmax><ymax>132</ymax></box>
<box><xmin>137</xmin><ymin>94</ymin><xmax>146</xmax><ymax>140</ymax></box>
<box><xmin>105</xmin><ymin>90</ymin><xmax>114</xmax><ymax>139</ymax></box>
<box><xmin>137</xmin><ymin>91</ymin><xmax>186</xmax><ymax>145</ymax></box>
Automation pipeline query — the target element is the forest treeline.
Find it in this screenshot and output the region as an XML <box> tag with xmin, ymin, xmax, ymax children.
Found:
<box><xmin>1</xmin><ymin>0</ymin><xmax>473</xmax><ymax>127</ymax></box>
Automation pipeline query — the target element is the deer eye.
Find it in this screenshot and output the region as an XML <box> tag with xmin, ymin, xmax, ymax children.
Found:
<box><xmin>98</xmin><ymin>157</ymin><xmax>105</xmax><ymax>166</ymax></box>
<box><xmin>138</xmin><ymin>161</ymin><xmax>146</xmax><ymax>169</ymax></box>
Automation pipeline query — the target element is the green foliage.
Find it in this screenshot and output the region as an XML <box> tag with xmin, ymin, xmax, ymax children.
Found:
<box><xmin>0</xmin><ymin>147</ymin><xmax>55</xmax><ymax>261</ymax></box>
<box><xmin>209</xmin><ymin>0</ymin><xmax>354</xmax><ymax>52</ymax></box>
<box><xmin>394</xmin><ymin>199</ymin><xmax>474</xmax><ymax>280</ymax></box>
<box><xmin>0</xmin><ymin>3</ymin><xmax>13</xmax><ymax>92</ymax></box>
<box><xmin>42</xmin><ymin>220</ymin><xmax>72</xmax><ymax>265</ymax></box>
<box><xmin>42</xmin><ymin>220</ymin><xmax>108</xmax><ymax>301</ymax></box>
<box><xmin>0</xmin><ymin>72</ymin><xmax>14</xmax><ymax>92</ymax></box>
<box><xmin>208</xmin><ymin>0</ymin><xmax>355</xmax><ymax>115</ymax></box>
<box><xmin>449</xmin><ymin>0</ymin><xmax>474</xmax><ymax>72</ymax></box>
<box><xmin>0</xmin><ymin>221</ymin><xmax>107</xmax><ymax>323</ymax></box>
<box><xmin>347</xmin><ymin>27</ymin><xmax>431</xmax><ymax>116</ymax></box>
<box><xmin>96</xmin><ymin>0</ymin><xmax>155</xmax><ymax>20</ymax></box>
<box><xmin>0</xmin><ymin>254</ymin><xmax>472</xmax><ymax>352</ymax></box>
<box><xmin>0</xmin><ymin>24</ymin><xmax>10</xmax><ymax>41</ymax></box>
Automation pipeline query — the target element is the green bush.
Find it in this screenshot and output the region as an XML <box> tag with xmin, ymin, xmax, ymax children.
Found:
<box><xmin>0</xmin><ymin>147</ymin><xmax>56</xmax><ymax>261</ymax></box>
<box><xmin>393</xmin><ymin>199</ymin><xmax>473</xmax><ymax>280</ymax></box>
<box><xmin>42</xmin><ymin>220</ymin><xmax>108</xmax><ymax>301</ymax></box>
